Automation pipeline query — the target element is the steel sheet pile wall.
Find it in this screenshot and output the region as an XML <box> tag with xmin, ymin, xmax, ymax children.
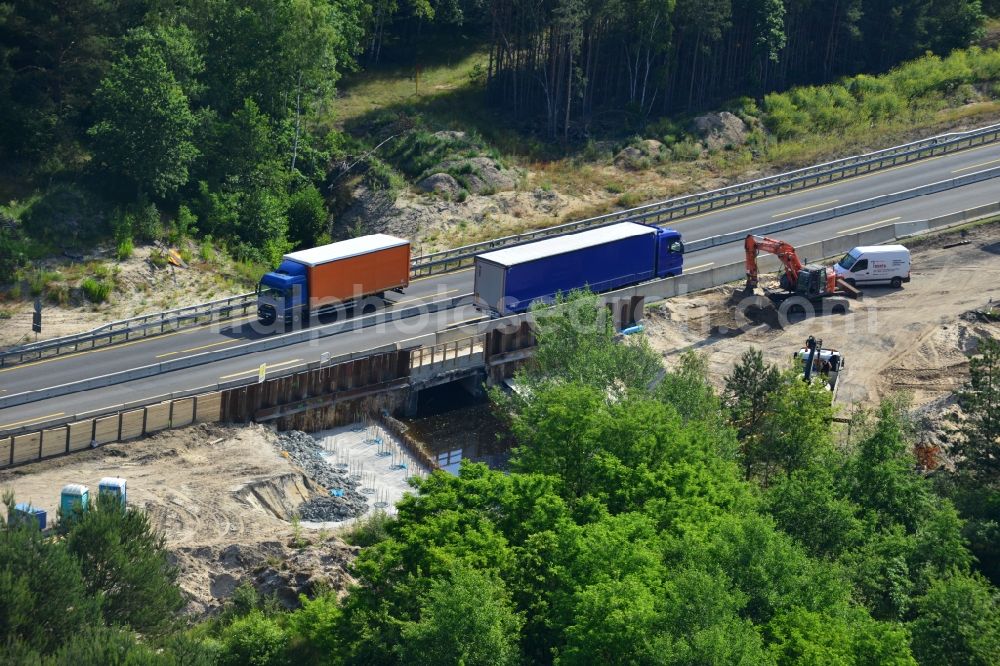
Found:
<box><xmin>484</xmin><ymin>322</ymin><xmax>538</xmax><ymax>383</ymax></box>
<box><xmin>221</xmin><ymin>351</ymin><xmax>411</xmax><ymax>430</ymax></box>
<box><xmin>377</xmin><ymin>413</ymin><xmax>440</xmax><ymax>471</ymax></box>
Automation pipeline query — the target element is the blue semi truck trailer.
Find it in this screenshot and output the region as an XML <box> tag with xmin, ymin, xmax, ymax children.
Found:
<box><xmin>473</xmin><ymin>222</ymin><xmax>684</xmax><ymax>316</ymax></box>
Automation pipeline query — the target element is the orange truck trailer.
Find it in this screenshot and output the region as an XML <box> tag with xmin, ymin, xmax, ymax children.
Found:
<box><xmin>256</xmin><ymin>234</ymin><xmax>410</xmax><ymax>325</ymax></box>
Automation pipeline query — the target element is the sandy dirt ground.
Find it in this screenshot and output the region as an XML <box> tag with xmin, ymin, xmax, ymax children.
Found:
<box><xmin>645</xmin><ymin>222</ymin><xmax>1000</xmax><ymax>413</ymax></box>
<box><xmin>0</xmin><ymin>423</ymin><xmax>363</xmax><ymax>615</ymax></box>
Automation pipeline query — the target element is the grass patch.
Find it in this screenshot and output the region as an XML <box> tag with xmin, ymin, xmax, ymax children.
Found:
<box><xmin>81</xmin><ymin>277</ymin><xmax>112</xmax><ymax>303</ymax></box>
<box><xmin>333</xmin><ymin>45</ymin><xmax>488</xmax><ymax>127</ymax></box>
<box><xmin>21</xmin><ymin>269</ymin><xmax>63</xmax><ymax>297</ymax></box>
<box><xmin>229</xmin><ymin>260</ymin><xmax>269</xmax><ymax>290</ymax></box>
<box><xmin>200</xmin><ymin>237</ymin><xmax>217</xmax><ymax>263</ymax></box>
<box><xmin>149</xmin><ymin>249</ymin><xmax>169</xmax><ymax>269</ymax></box>
<box><xmin>116</xmin><ymin>238</ymin><xmax>134</xmax><ymax>261</ymax></box>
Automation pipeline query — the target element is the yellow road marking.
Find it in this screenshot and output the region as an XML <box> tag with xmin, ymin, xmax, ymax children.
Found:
<box><xmin>0</xmin><ymin>412</ymin><xmax>64</xmax><ymax>430</ymax></box>
<box><xmin>392</xmin><ymin>289</ymin><xmax>459</xmax><ymax>306</ymax></box>
<box><xmin>410</xmin><ymin>268</ymin><xmax>473</xmax><ymax>282</ymax></box>
<box><xmin>685</xmin><ymin>262</ymin><xmax>714</xmax><ymax>272</ymax></box>
<box><xmin>155</xmin><ymin>338</ymin><xmax>243</xmax><ymax>358</ymax></box>
<box><xmin>952</xmin><ymin>157</ymin><xmax>1000</xmax><ymax>173</ymax></box>
<box><xmin>838</xmin><ymin>216</ymin><xmax>901</xmax><ymax>235</ymax></box>
<box><xmin>0</xmin><ymin>313</ymin><xmax>256</xmax><ymax>374</ymax></box>
<box><xmin>772</xmin><ymin>199</ymin><xmax>838</xmax><ymax>218</ymax></box>
<box><xmin>219</xmin><ymin>358</ymin><xmax>302</xmax><ymax>380</ymax></box>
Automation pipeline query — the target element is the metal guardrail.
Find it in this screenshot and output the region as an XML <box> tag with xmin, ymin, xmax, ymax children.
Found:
<box><xmin>684</xmin><ymin>164</ymin><xmax>1000</xmax><ymax>252</ymax></box>
<box><xmin>408</xmin><ymin>121</ymin><xmax>1000</xmax><ymax>276</ymax></box>
<box><xmin>4</xmin><ymin>198</ymin><xmax>998</xmax><ymax>441</ymax></box>
<box><xmin>4</xmin><ymin>121</ymin><xmax>999</xmax><ymax>367</ymax></box>
<box><xmin>0</xmin><ymin>292</ymin><xmax>256</xmax><ymax>367</ymax></box>
<box><xmin>0</xmin><ymin>294</ymin><xmax>468</xmax><ymax>412</ymax></box>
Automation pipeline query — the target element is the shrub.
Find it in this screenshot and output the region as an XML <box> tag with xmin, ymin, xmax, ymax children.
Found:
<box><xmin>672</xmin><ymin>139</ymin><xmax>703</xmax><ymax>161</ymax></box>
<box><xmin>0</xmin><ymin>226</ymin><xmax>29</xmax><ymax>279</ymax></box>
<box><xmin>384</xmin><ymin>128</ymin><xmax>483</xmax><ymax>178</ymax></box>
<box><xmin>345</xmin><ymin>510</ymin><xmax>392</xmax><ymax>547</ymax></box>
<box><xmin>286</xmin><ymin>185</ymin><xmax>327</xmax><ymax>248</ymax></box>
<box><xmin>218</xmin><ymin>610</ymin><xmax>288</xmax><ymax>666</ymax></box>
<box><xmin>174</xmin><ymin>204</ymin><xmax>198</xmax><ymax>240</ymax></box>
<box><xmin>133</xmin><ymin>200</ymin><xmax>162</xmax><ymax>242</ymax></box>
<box><xmin>81</xmin><ymin>277</ymin><xmax>112</xmax><ymax>303</ymax></box>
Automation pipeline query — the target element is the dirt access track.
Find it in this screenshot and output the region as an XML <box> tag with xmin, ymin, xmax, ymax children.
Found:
<box><xmin>645</xmin><ymin>220</ymin><xmax>1000</xmax><ymax>410</ymax></box>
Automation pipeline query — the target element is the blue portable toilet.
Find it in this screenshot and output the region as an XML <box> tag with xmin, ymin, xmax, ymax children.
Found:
<box><xmin>12</xmin><ymin>502</ymin><xmax>46</xmax><ymax>530</ymax></box>
<box><xmin>60</xmin><ymin>484</ymin><xmax>90</xmax><ymax>518</ymax></box>
<box><xmin>98</xmin><ymin>477</ymin><xmax>127</xmax><ymax>506</ymax></box>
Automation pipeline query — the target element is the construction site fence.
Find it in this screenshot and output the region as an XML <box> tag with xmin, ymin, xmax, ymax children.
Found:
<box><xmin>0</xmin><ymin>391</ymin><xmax>224</xmax><ymax>468</ymax></box>
<box><xmin>6</xmin><ymin>123</ymin><xmax>999</xmax><ymax>368</ymax></box>
<box><xmin>2</xmin><ymin>200</ymin><xmax>996</xmax><ymax>469</ymax></box>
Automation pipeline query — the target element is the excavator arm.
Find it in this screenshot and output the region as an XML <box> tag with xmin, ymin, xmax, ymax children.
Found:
<box><xmin>744</xmin><ymin>235</ymin><xmax>804</xmax><ymax>289</ymax></box>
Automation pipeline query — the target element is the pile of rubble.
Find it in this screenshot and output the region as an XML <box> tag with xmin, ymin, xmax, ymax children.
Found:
<box><xmin>275</xmin><ymin>431</ymin><xmax>369</xmax><ymax>521</ymax></box>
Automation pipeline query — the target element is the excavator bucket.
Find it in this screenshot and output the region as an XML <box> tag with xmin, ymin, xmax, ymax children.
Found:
<box><xmin>730</xmin><ymin>279</ymin><xmax>758</xmax><ymax>304</ymax></box>
<box><xmin>835</xmin><ymin>278</ymin><xmax>863</xmax><ymax>299</ymax></box>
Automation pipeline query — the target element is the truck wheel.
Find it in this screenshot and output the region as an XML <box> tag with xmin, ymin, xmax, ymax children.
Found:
<box><xmin>360</xmin><ymin>296</ymin><xmax>381</xmax><ymax>315</ymax></box>
<box><xmin>846</xmin><ymin>278</ymin><xmax>856</xmax><ymax>288</ymax></box>
<box><xmin>890</xmin><ymin>277</ymin><xmax>902</xmax><ymax>288</ymax></box>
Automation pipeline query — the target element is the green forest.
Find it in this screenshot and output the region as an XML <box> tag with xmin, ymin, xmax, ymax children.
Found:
<box><xmin>3</xmin><ymin>292</ymin><xmax>1000</xmax><ymax>663</ymax></box>
<box><xmin>1</xmin><ymin>0</ymin><xmax>1000</xmax><ymax>282</ymax></box>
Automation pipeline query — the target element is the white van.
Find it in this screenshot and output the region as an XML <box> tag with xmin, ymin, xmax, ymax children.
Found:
<box><xmin>834</xmin><ymin>244</ymin><xmax>911</xmax><ymax>288</ymax></box>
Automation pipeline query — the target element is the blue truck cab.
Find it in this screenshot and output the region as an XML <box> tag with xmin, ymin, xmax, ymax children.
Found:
<box><xmin>257</xmin><ymin>259</ymin><xmax>307</xmax><ymax>325</ymax></box>
<box><xmin>655</xmin><ymin>227</ymin><xmax>684</xmax><ymax>278</ymax></box>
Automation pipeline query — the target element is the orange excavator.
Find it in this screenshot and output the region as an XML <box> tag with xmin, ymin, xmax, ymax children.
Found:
<box><xmin>744</xmin><ymin>234</ymin><xmax>861</xmax><ymax>299</ymax></box>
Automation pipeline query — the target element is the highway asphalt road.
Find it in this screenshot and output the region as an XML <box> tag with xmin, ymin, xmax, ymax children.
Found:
<box><xmin>2</xmin><ymin>138</ymin><xmax>1000</xmax><ymax>427</ymax></box>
